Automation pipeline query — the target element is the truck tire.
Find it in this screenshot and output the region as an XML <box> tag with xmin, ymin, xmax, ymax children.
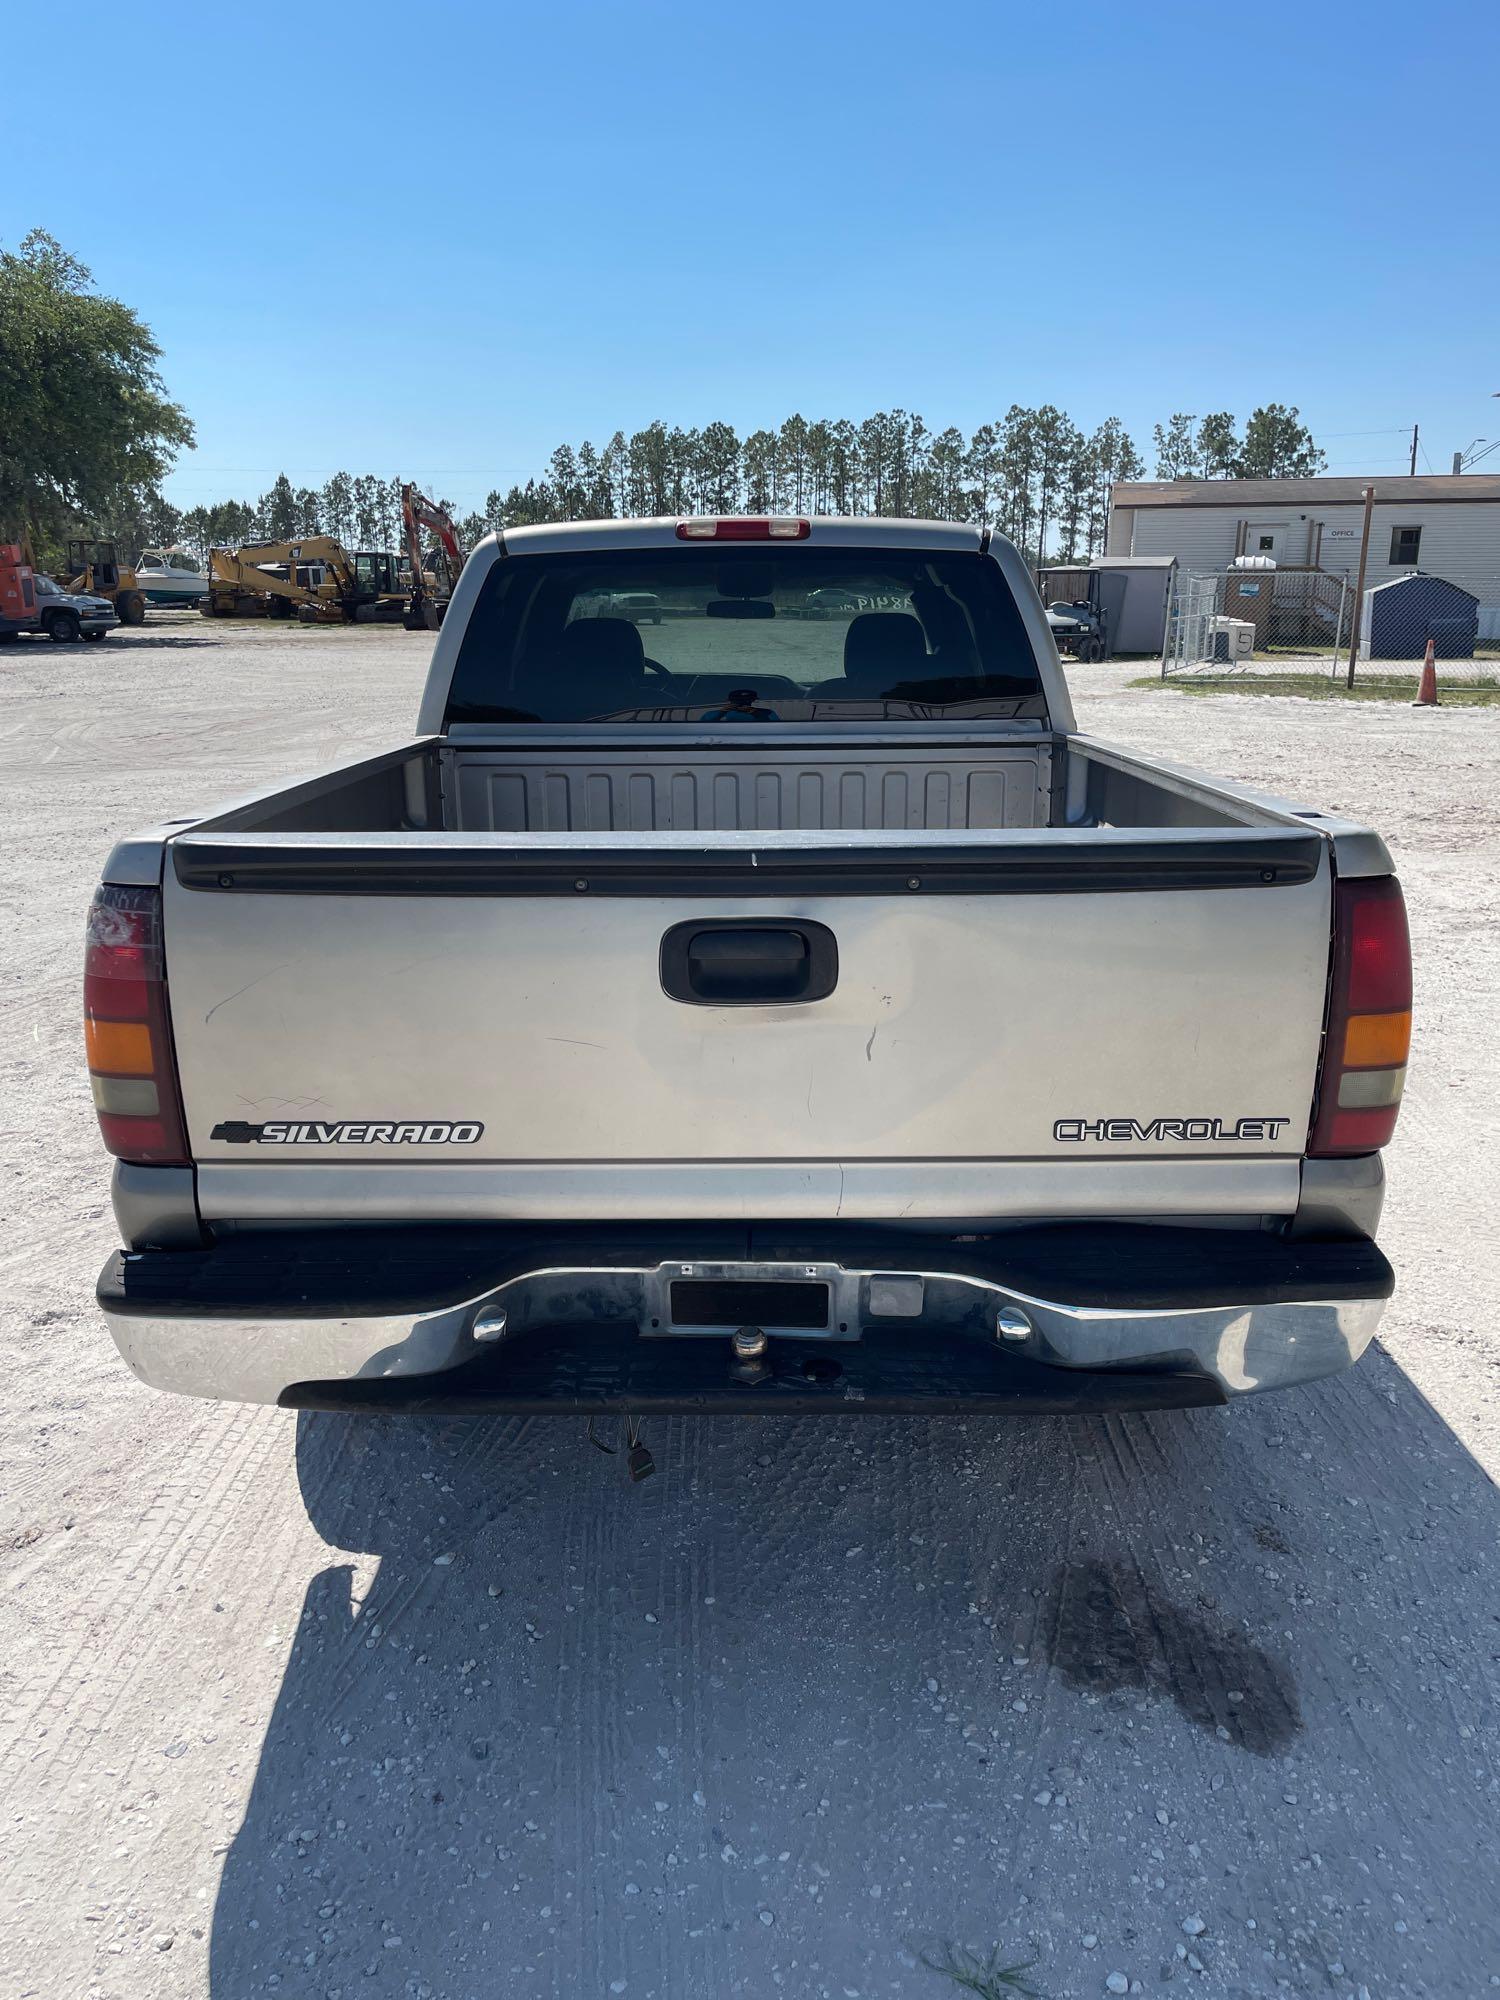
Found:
<box><xmin>118</xmin><ymin>591</ymin><xmax>147</xmax><ymax>626</ymax></box>
<box><xmin>265</xmin><ymin>596</ymin><xmax>293</xmax><ymax>621</ymax></box>
<box><xmin>44</xmin><ymin>609</ymin><xmax>81</xmax><ymax>644</ymax></box>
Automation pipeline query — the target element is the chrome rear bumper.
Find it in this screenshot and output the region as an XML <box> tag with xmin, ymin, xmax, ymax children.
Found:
<box><xmin>100</xmin><ymin>1225</ymin><xmax>1392</xmax><ymax>1413</ymax></box>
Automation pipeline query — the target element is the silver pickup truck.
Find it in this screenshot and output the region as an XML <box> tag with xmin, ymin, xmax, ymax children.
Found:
<box><xmin>90</xmin><ymin>517</ymin><xmax>1409</xmax><ymax>1421</ymax></box>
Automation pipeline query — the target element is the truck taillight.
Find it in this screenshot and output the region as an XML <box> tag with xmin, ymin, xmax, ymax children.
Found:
<box><xmin>84</xmin><ymin>884</ymin><xmax>190</xmax><ymax>1165</ymax></box>
<box><xmin>1309</xmin><ymin>875</ymin><xmax>1411</xmax><ymax>1158</ymax></box>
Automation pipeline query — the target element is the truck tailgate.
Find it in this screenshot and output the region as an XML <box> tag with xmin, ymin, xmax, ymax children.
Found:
<box><xmin>159</xmin><ymin>826</ymin><xmax>1331</xmax><ymax>1219</ymax></box>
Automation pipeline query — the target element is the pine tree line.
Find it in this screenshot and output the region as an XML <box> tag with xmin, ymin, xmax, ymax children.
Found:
<box><xmin>465</xmin><ymin>408</ymin><xmax>1147</xmax><ymax>565</ymax></box>
<box><xmin>136</xmin><ymin>402</ymin><xmax>1324</xmax><ymax>567</ymax></box>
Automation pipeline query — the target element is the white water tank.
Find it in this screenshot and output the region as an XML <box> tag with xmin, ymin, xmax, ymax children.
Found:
<box><xmin>1210</xmin><ymin>616</ymin><xmax>1256</xmax><ymax>662</ymax></box>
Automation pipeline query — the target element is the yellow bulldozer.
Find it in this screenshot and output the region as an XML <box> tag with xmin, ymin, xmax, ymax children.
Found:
<box><xmin>202</xmin><ymin>538</ymin><xmax>408</xmax><ymax>623</ymax></box>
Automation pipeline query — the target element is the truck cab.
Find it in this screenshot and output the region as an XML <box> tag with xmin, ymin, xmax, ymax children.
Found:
<box><xmin>0</xmin><ymin>545</ymin><xmax>119</xmax><ymax>643</ymax></box>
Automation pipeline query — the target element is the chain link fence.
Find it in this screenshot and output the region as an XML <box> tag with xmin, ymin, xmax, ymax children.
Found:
<box><xmin>1160</xmin><ymin>563</ymin><xmax>1500</xmax><ymax>690</ymax></box>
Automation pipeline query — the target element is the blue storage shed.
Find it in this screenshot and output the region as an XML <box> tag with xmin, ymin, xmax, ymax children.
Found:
<box><xmin>1360</xmin><ymin>572</ymin><xmax>1479</xmax><ymax>661</ymax></box>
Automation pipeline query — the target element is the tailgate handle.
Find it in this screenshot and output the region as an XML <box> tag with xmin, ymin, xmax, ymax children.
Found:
<box><xmin>660</xmin><ymin>919</ymin><xmax>838</xmax><ymax>1006</ymax></box>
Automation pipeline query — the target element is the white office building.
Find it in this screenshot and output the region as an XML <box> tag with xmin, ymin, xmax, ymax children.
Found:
<box><xmin>1107</xmin><ymin>474</ymin><xmax>1500</xmax><ymax>641</ymax></box>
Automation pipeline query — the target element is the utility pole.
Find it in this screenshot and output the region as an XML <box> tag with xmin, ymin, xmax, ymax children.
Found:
<box><xmin>1345</xmin><ymin>485</ymin><xmax>1376</xmax><ymax>688</ymax></box>
<box><xmin>1409</xmin><ymin>423</ymin><xmax>1419</xmax><ymax>477</ymax></box>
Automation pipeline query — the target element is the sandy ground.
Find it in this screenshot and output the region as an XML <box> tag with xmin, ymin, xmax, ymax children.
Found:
<box><xmin>1</xmin><ymin>617</ymin><xmax>1497</xmax><ymax>2000</ymax></box>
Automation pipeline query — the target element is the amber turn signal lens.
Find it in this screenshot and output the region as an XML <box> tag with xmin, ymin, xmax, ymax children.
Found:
<box><xmin>1342</xmin><ymin>1009</ymin><xmax>1411</xmax><ymax>1069</ymax></box>
<box><xmin>84</xmin><ymin>1017</ymin><xmax>155</xmax><ymax>1075</ymax></box>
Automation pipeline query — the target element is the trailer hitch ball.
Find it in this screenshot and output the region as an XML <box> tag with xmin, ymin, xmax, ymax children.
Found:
<box><xmin>730</xmin><ymin>1326</ymin><xmax>770</xmax><ymax>1384</ymax></box>
<box><xmin>995</xmin><ymin>1306</ymin><xmax>1032</xmax><ymax>1344</ymax></box>
<box><xmin>472</xmin><ymin>1307</ymin><xmax>508</xmax><ymax>1343</ymax></box>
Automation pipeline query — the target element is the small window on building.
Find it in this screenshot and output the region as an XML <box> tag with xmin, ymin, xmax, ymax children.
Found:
<box><xmin>1255</xmin><ymin>533</ymin><xmax>1275</xmax><ymax>551</ymax></box>
<box><xmin>1389</xmin><ymin>525</ymin><xmax>1421</xmax><ymax>566</ymax></box>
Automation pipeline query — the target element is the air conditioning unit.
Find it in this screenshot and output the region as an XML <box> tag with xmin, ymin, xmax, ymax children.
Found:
<box><xmin>1209</xmin><ymin>616</ymin><xmax>1256</xmax><ymax>663</ymax></box>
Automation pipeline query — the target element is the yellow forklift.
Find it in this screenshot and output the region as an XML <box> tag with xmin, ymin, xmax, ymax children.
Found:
<box><xmin>58</xmin><ymin>541</ymin><xmax>147</xmax><ymax>626</ymax></box>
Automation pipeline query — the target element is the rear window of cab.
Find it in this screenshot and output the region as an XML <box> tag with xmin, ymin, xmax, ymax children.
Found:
<box><xmin>446</xmin><ymin>546</ymin><xmax>1046</xmax><ymax>725</ymax></box>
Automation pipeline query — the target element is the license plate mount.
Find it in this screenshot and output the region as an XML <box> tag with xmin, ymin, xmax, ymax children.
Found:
<box><xmin>644</xmin><ymin>1262</ymin><xmax>859</xmax><ymax>1340</ymax></box>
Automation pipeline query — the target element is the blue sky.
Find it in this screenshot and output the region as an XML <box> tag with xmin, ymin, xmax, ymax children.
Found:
<box><xmin>6</xmin><ymin>0</ymin><xmax>1498</xmax><ymax>514</ymax></box>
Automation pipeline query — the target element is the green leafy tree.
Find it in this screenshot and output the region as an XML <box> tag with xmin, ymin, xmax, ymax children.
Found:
<box><xmin>497</xmin><ymin>479</ymin><xmax>558</xmax><ymax>527</ymax></box>
<box><xmin>1236</xmin><ymin>403</ymin><xmax>1326</xmax><ymax>478</ymax></box>
<box><xmin>668</xmin><ymin>430</ymin><xmax>704</xmax><ymax>516</ymax></box>
<box><xmin>741</xmin><ymin>429</ymin><xmax>777</xmax><ymax>512</ymax></box>
<box><xmin>1056</xmin><ymin>434</ymin><xmax>1098</xmax><ymax>561</ymax></box>
<box><xmin>917</xmin><ymin>426</ymin><xmax>970</xmax><ymax>521</ymax></box>
<box><xmin>575</xmin><ymin>440</ymin><xmax>612</xmax><ymax>519</ymax></box>
<box><xmin>1153</xmin><ymin>412</ymin><xmax>1198</xmax><ymax>479</ymax></box>
<box><xmin>548</xmin><ymin>444</ymin><xmax>585</xmax><ymax>520</ymax></box>
<box><xmin>0</xmin><ymin>229</ymin><xmax>193</xmax><ymax>546</ymax></box>
<box><xmin>1196</xmin><ymin>411</ymin><xmax>1239</xmax><ymax>479</ymax></box>
<box><xmin>826</xmin><ymin>419</ymin><xmax>858</xmax><ymax>515</ymax></box>
<box><xmin>885</xmin><ymin>411</ymin><xmax>927</xmax><ymax>519</ymax></box>
<box><xmin>320</xmin><ymin>472</ymin><xmax>354</xmax><ymax>544</ymax></box>
<box><xmin>258</xmin><ymin>473</ymin><xmax>299</xmax><ymax>540</ymax></box>
<box><xmin>964</xmin><ymin>421</ymin><xmax>1005</xmax><ymax>526</ymax></box>
<box><xmin>1030</xmin><ymin>406</ymin><xmax>1080</xmax><ymax>564</ymax></box>
<box><xmin>350</xmin><ymin>474</ymin><xmax>384</xmax><ymax>546</ymax></box>
<box><xmin>101</xmin><ymin>488</ymin><xmax>183</xmax><ymax>561</ymax></box>
<box><xmin>803</xmin><ymin>421</ymin><xmax>833</xmax><ymax>513</ymax></box>
<box><xmin>778</xmin><ymin>413</ymin><xmax>810</xmax><ymax>512</ymax></box>
<box><xmin>1089</xmin><ymin>417</ymin><xmax>1144</xmax><ymax>555</ymax></box>
<box><xmin>997</xmin><ymin>406</ymin><xmax>1040</xmax><ymax>556</ymax></box>
<box><xmin>600</xmin><ymin>432</ymin><xmax>629</xmax><ymax>517</ymax></box>
<box><xmin>625</xmin><ymin>422</ymin><xmax>671</xmax><ymax>515</ymax></box>
<box><xmin>177</xmin><ymin>408</ymin><xmax>1164</xmax><ymax>552</ymax></box>
<box><xmin>858</xmin><ymin>410</ymin><xmax>901</xmax><ymax>515</ymax></box>
<box><xmin>695</xmin><ymin>422</ymin><xmax>740</xmax><ymax>513</ymax></box>
<box><xmin>179</xmin><ymin>498</ymin><xmax>255</xmax><ymax>561</ymax></box>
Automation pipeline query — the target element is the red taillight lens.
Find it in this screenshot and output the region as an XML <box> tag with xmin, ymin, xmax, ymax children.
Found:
<box><xmin>1309</xmin><ymin>875</ymin><xmax>1412</xmax><ymax>1157</ymax></box>
<box><xmin>84</xmin><ymin>884</ymin><xmax>190</xmax><ymax>1164</ymax></box>
<box><xmin>676</xmin><ymin>517</ymin><xmax>810</xmax><ymax>541</ymax></box>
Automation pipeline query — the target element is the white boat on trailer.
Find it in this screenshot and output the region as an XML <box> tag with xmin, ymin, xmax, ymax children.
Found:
<box><xmin>134</xmin><ymin>549</ymin><xmax>209</xmax><ymax>607</ymax></box>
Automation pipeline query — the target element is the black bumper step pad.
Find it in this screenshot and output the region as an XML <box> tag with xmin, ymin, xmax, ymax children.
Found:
<box><xmin>280</xmin><ymin>1320</ymin><xmax>1226</xmax><ymax>1417</ymax></box>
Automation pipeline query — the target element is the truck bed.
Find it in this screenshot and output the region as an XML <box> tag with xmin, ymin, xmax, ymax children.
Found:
<box><xmin>162</xmin><ymin>727</ymin><xmax>1330</xmax><ymax>839</ymax></box>
<box><xmin>119</xmin><ymin>723</ymin><xmax>1352</xmax><ymax>1226</ymax></box>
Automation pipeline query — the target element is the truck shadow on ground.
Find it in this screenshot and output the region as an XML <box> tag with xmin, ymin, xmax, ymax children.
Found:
<box><xmin>209</xmin><ymin>1350</ymin><xmax>1499</xmax><ymax>1998</ymax></box>
<box><xmin>100</xmin><ymin>631</ymin><xmax>230</xmax><ymax>650</ymax></box>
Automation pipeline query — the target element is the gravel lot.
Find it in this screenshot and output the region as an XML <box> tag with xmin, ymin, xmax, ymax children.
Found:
<box><xmin>2</xmin><ymin>618</ymin><xmax>1497</xmax><ymax>2000</ymax></box>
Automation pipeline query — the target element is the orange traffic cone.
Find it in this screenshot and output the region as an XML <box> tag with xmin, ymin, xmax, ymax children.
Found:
<box><xmin>1413</xmin><ymin>638</ymin><xmax>1439</xmax><ymax>707</ymax></box>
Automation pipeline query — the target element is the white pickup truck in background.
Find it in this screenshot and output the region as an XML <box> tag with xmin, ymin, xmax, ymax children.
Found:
<box><xmin>88</xmin><ymin>516</ymin><xmax>1409</xmax><ymax>1421</ymax></box>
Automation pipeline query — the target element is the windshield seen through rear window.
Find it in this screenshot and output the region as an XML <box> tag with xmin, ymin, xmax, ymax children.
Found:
<box><xmin>445</xmin><ymin>547</ymin><xmax>1045</xmax><ymax>724</ymax></box>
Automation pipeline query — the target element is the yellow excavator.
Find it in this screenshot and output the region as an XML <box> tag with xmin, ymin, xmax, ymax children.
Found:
<box><xmin>202</xmin><ymin>538</ymin><xmax>407</xmax><ymax>623</ymax></box>
<box><xmin>400</xmin><ymin>484</ymin><xmax>466</xmax><ymax>629</ymax></box>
